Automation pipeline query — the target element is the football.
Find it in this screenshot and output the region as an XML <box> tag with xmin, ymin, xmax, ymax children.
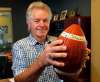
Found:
<box><xmin>54</xmin><ymin>24</ymin><xmax>87</xmax><ymax>75</ymax></box>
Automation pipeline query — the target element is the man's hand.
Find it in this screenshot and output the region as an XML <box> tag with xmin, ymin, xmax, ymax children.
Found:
<box><xmin>36</xmin><ymin>39</ymin><xmax>67</xmax><ymax>67</ymax></box>
<box><xmin>82</xmin><ymin>48</ymin><xmax>91</xmax><ymax>68</ymax></box>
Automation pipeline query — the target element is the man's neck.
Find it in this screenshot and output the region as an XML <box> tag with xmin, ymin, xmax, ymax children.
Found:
<box><xmin>36</xmin><ymin>37</ymin><xmax>45</xmax><ymax>44</ymax></box>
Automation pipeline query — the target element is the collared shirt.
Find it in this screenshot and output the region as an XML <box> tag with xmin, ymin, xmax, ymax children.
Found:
<box><xmin>12</xmin><ymin>34</ymin><xmax>63</xmax><ymax>82</ymax></box>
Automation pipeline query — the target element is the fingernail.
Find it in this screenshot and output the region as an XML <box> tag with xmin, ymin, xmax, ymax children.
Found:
<box><xmin>63</xmin><ymin>46</ymin><xmax>66</xmax><ymax>49</ymax></box>
<box><xmin>65</xmin><ymin>53</ymin><xmax>67</xmax><ymax>56</ymax></box>
<box><xmin>61</xmin><ymin>63</ymin><xmax>65</xmax><ymax>66</ymax></box>
<box><xmin>64</xmin><ymin>53</ymin><xmax>67</xmax><ymax>57</ymax></box>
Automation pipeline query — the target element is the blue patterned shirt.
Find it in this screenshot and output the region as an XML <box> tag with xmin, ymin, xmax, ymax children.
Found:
<box><xmin>12</xmin><ymin>34</ymin><xmax>63</xmax><ymax>82</ymax></box>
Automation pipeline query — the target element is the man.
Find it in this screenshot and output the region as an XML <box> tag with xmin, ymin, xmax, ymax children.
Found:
<box><xmin>12</xmin><ymin>1</ymin><xmax>90</xmax><ymax>82</ymax></box>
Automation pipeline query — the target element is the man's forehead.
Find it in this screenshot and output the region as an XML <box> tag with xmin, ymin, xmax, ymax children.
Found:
<box><xmin>31</xmin><ymin>8</ymin><xmax>49</xmax><ymax>13</ymax></box>
<box><xmin>31</xmin><ymin>9</ymin><xmax>49</xmax><ymax>18</ymax></box>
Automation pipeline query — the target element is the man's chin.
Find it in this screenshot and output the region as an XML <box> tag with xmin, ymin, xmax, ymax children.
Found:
<box><xmin>37</xmin><ymin>34</ymin><xmax>46</xmax><ymax>38</ymax></box>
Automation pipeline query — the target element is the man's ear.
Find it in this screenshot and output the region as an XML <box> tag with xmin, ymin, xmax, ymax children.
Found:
<box><xmin>26</xmin><ymin>20</ymin><xmax>31</xmax><ymax>32</ymax></box>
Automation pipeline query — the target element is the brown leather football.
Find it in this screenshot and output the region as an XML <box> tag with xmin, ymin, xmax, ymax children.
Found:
<box><xmin>54</xmin><ymin>24</ymin><xmax>87</xmax><ymax>75</ymax></box>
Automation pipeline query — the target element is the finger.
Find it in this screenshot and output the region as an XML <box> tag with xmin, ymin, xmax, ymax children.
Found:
<box><xmin>48</xmin><ymin>59</ymin><xmax>65</xmax><ymax>67</ymax></box>
<box><xmin>82</xmin><ymin>56</ymin><xmax>90</xmax><ymax>68</ymax></box>
<box><xmin>51</xmin><ymin>45</ymin><xmax>67</xmax><ymax>52</ymax></box>
<box><xmin>49</xmin><ymin>53</ymin><xmax>67</xmax><ymax>59</ymax></box>
<box><xmin>82</xmin><ymin>60</ymin><xmax>86</xmax><ymax>68</ymax></box>
<box><xmin>50</xmin><ymin>40</ymin><xmax>63</xmax><ymax>46</ymax></box>
<box><xmin>83</xmin><ymin>48</ymin><xmax>91</xmax><ymax>55</ymax></box>
<box><xmin>87</xmin><ymin>48</ymin><xmax>91</xmax><ymax>54</ymax></box>
<box><xmin>83</xmin><ymin>56</ymin><xmax>90</xmax><ymax>60</ymax></box>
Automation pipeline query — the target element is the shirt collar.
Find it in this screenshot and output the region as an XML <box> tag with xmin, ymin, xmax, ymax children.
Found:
<box><xmin>28</xmin><ymin>34</ymin><xmax>50</xmax><ymax>46</ymax></box>
<box><xmin>28</xmin><ymin>34</ymin><xmax>37</xmax><ymax>46</ymax></box>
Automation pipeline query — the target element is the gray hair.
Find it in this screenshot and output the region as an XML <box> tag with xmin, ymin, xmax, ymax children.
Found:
<box><xmin>26</xmin><ymin>1</ymin><xmax>52</xmax><ymax>21</ymax></box>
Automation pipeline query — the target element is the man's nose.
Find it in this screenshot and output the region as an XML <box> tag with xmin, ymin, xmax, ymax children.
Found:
<box><xmin>39</xmin><ymin>20</ymin><xmax>46</xmax><ymax>26</ymax></box>
<box><xmin>40</xmin><ymin>20</ymin><xmax>47</xmax><ymax>26</ymax></box>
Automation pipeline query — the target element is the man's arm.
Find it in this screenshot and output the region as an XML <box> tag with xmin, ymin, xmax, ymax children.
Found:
<box><xmin>13</xmin><ymin>40</ymin><xmax>67</xmax><ymax>82</ymax></box>
<box><xmin>15</xmin><ymin>58</ymin><xmax>45</xmax><ymax>82</ymax></box>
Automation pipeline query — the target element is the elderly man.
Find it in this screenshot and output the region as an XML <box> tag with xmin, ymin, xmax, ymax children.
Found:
<box><xmin>12</xmin><ymin>1</ymin><xmax>90</xmax><ymax>82</ymax></box>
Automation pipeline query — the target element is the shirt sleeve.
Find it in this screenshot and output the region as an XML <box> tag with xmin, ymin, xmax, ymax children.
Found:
<box><xmin>11</xmin><ymin>43</ymin><xmax>31</xmax><ymax>77</ymax></box>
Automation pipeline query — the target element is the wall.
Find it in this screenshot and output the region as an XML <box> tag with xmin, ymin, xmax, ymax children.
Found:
<box><xmin>91</xmin><ymin>0</ymin><xmax>100</xmax><ymax>82</ymax></box>
<box><xmin>42</xmin><ymin>0</ymin><xmax>91</xmax><ymax>16</ymax></box>
<box><xmin>0</xmin><ymin>1</ymin><xmax>28</xmax><ymax>42</ymax></box>
<box><xmin>0</xmin><ymin>0</ymin><xmax>91</xmax><ymax>42</ymax></box>
<box><xmin>0</xmin><ymin>0</ymin><xmax>39</xmax><ymax>42</ymax></box>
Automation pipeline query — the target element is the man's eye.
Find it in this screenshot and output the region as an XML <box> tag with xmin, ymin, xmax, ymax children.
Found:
<box><xmin>34</xmin><ymin>20</ymin><xmax>39</xmax><ymax>22</ymax></box>
<box><xmin>44</xmin><ymin>19</ymin><xmax>49</xmax><ymax>23</ymax></box>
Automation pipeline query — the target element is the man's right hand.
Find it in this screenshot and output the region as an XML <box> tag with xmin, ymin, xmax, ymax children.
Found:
<box><xmin>36</xmin><ymin>39</ymin><xmax>67</xmax><ymax>67</ymax></box>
